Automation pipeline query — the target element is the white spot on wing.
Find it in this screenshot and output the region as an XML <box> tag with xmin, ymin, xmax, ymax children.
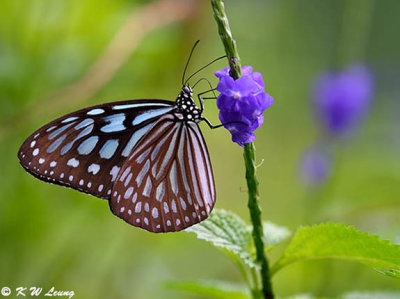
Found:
<box><xmin>180</xmin><ymin>197</ymin><xmax>187</xmax><ymax>210</ymax></box>
<box><xmin>109</xmin><ymin>165</ymin><xmax>120</xmax><ymax>182</ymax></box>
<box><xmin>171</xmin><ymin>200</ymin><xmax>177</xmax><ymax>213</ymax></box>
<box><xmin>62</xmin><ymin>116</ymin><xmax>79</xmax><ymax>123</ymax></box>
<box><xmin>112</xmin><ymin>102</ymin><xmax>171</xmax><ymax>110</ymax></box>
<box><xmin>77</xmin><ymin>136</ymin><xmax>99</xmax><ymax>155</ymax></box>
<box><xmin>87</xmin><ymin>108</ymin><xmax>105</xmax><ymax>115</ymax></box>
<box><xmin>46</xmin><ymin>126</ymin><xmax>56</xmax><ymax>132</ymax></box>
<box><xmin>67</xmin><ymin>158</ymin><xmax>79</xmax><ymax>167</ymax></box>
<box><xmin>156</xmin><ymin>182</ymin><xmax>165</xmax><ymax>202</ymax></box>
<box><xmin>135</xmin><ymin>202</ymin><xmax>142</xmax><ymax>213</ymax></box>
<box><xmin>88</xmin><ymin>163</ymin><xmax>100</xmax><ymax>174</ymax></box>
<box><xmin>124</xmin><ymin>187</ymin><xmax>134</xmax><ymax>199</ymax></box>
<box><xmin>119</xmin><ymin>167</ymin><xmax>131</xmax><ymax>181</ymax></box>
<box><xmin>99</xmin><ymin>139</ymin><xmax>119</xmax><ymax>159</ymax></box>
<box><xmin>124</xmin><ymin>173</ymin><xmax>132</xmax><ymax>187</ymax></box>
<box><xmin>163</xmin><ymin>202</ymin><xmax>169</xmax><ymax>214</ymax></box>
<box><xmin>75</xmin><ymin>118</ymin><xmax>94</xmax><ymax>130</ymax></box>
<box><xmin>142</xmin><ymin>176</ymin><xmax>152</xmax><ymax>197</ymax></box>
<box><xmin>101</xmin><ymin>113</ymin><xmax>126</xmax><ymax>133</ymax></box>
<box><xmin>169</xmin><ymin>161</ymin><xmax>178</xmax><ymax>195</ymax></box>
<box><xmin>132</xmin><ymin>108</ymin><xmax>173</xmax><ymax>126</ymax></box>
<box><xmin>152</xmin><ymin>208</ymin><xmax>158</xmax><ymax>218</ymax></box>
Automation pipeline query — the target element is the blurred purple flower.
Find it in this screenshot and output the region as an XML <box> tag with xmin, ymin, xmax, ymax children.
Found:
<box><xmin>215</xmin><ymin>66</ymin><xmax>274</xmax><ymax>146</ymax></box>
<box><xmin>312</xmin><ymin>64</ymin><xmax>374</xmax><ymax>136</ymax></box>
<box><xmin>300</xmin><ymin>145</ymin><xmax>331</xmax><ymax>186</ymax></box>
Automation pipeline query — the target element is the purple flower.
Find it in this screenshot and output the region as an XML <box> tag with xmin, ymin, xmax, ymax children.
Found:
<box><xmin>312</xmin><ymin>64</ymin><xmax>374</xmax><ymax>136</ymax></box>
<box><xmin>300</xmin><ymin>145</ymin><xmax>331</xmax><ymax>186</ymax></box>
<box><xmin>215</xmin><ymin>66</ymin><xmax>274</xmax><ymax>146</ymax></box>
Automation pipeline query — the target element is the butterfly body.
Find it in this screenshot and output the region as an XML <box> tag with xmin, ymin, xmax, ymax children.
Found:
<box><xmin>18</xmin><ymin>86</ymin><xmax>216</xmax><ymax>232</ymax></box>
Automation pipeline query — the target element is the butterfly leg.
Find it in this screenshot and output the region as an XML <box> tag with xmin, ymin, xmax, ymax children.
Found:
<box><xmin>197</xmin><ymin>88</ymin><xmax>217</xmax><ymax>99</ymax></box>
<box><xmin>201</xmin><ymin>117</ymin><xmax>248</xmax><ymax>129</ymax></box>
<box><xmin>194</xmin><ymin>76</ymin><xmax>218</xmax><ymax>113</ymax></box>
<box><xmin>197</xmin><ymin>89</ymin><xmax>217</xmax><ymax>99</ymax></box>
<box><xmin>197</xmin><ymin>88</ymin><xmax>217</xmax><ymax>113</ymax></box>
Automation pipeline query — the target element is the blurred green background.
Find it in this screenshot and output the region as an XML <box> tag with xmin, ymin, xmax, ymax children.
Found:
<box><xmin>1</xmin><ymin>0</ymin><xmax>399</xmax><ymax>298</ymax></box>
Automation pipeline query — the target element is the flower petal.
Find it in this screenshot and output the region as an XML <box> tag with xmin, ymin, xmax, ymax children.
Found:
<box><xmin>215</xmin><ymin>65</ymin><xmax>273</xmax><ymax>146</ymax></box>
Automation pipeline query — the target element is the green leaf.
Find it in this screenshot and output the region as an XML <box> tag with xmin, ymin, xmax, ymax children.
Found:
<box><xmin>271</xmin><ymin>223</ymin><xmax>400</xmax><ymax>278</ymax></box>
<box><xmin>186</xmin><ymin>209</ymin><xmax>256</xmax><ymax>268</ymax></box>
<box><xmin>283</xmin><ymin>295</ymin><xmax>317</xmax><ymax>299</ymax></box>
<box><xmin>341</xmin><ymin>291</ymin><xmax>400</xmax><ymax>299</ymax></box>
<box><xmin>165</xmin><ymin>280</ymin><xmax>250</xmax><ymax>299</ymax></box>
<box><xmin>261</xmin><ymin>221</ymin><xmax>291</xmax><ymax>249</ymax></box>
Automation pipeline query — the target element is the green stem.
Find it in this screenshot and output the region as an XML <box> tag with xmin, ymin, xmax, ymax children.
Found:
<box><xmin>210</xmin><ymin>1</ymin><xmax>274</xmax><ymax>298</ymax></box>
<box><xmin>210</xmin><ymin>0</ymin><xmax>241</xmax><ymax>79</ymax></box>
<box><xmin>244</xmin><ymin>143</ymin><xmax>273</xmax><ymax>299</ymax></box>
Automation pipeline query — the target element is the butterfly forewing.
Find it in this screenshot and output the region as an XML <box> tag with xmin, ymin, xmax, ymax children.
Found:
<box><xmin>110</xmin><ymin>113</ymin><xmax>216</xmax><ymax>232</ymax></box>
<box><xmin>18</xmin><ymin>99</ymin><xmax>174</xmax><ymax>199</ymax></box>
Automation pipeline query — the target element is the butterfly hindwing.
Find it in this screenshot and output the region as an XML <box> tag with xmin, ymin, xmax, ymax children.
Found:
<box><xmin>110</xmin><ymin>113</ymin><xmax>216</xmax><ymax>232</ymax></box>
<box><xmin>18</xmin><ymin>99</ymin><xmax>174</xmax><ymax>199</ymax></box>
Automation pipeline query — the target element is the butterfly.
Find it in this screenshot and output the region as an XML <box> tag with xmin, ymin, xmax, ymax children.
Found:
<box><xmin>18</xmin><ymin>42</ymin><xmax>227</xmax><ymax>233</ymax></box>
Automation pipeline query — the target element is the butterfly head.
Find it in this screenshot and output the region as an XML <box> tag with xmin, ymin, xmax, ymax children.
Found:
<box><xmin>175</xmin><ymin>85</ymin><xmax>202</xmax><ymax>122</ymax></box>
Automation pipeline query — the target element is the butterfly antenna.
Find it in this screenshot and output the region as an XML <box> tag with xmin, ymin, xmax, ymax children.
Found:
<box><xmin>182</xmin><ymin>40</ymin><xmax>200</xmax><ymax>86</ymax></box>
<box><xmin>184</xmin><ymin>55</ymin><xmax>226</xmax><ymax>86</ymax></box>
<box><xmin>192</xmin><ymin>77</ymin><xmax>217</xmax><ymax>99</ymax></box>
